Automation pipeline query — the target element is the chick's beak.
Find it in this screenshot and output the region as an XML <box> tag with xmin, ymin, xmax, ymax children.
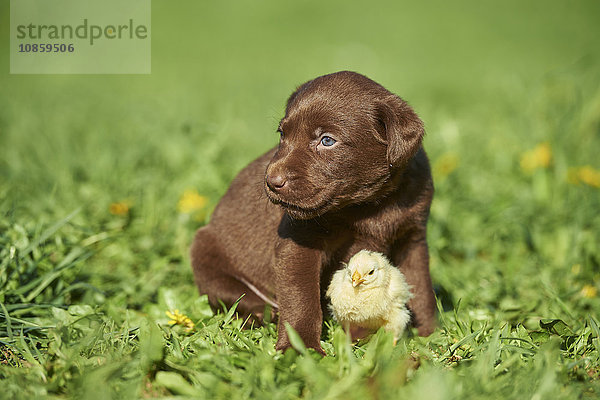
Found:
<box><xmin>352</xmin><ymin>271</ymin><xmax>364</xmax><ymax>287</ymax></box>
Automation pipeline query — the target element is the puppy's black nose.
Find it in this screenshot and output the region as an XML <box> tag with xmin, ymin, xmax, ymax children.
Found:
<box><xmin>266</xmin><ymin>174</ymin><xmax>287</xmax><ymax>191</ymax></box>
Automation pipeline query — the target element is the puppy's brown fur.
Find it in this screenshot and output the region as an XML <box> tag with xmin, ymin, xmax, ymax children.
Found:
<box><xmin>191</xmin><ymin>71</ymin><xmax>435</xmax><ymax>354</ymax></box>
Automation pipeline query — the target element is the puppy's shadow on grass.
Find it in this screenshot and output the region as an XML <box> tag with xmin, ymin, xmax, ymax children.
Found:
<box><xmin>434</xmin><ymin>283</ymin><xmax>454</xmax><ymax>312</ymax></box>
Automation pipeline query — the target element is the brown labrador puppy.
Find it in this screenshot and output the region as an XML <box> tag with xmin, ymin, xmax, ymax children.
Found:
<box><xmin>191</xmin><ymin>71</ymin><xmax>435</xmax><ymax>354</ymax></box>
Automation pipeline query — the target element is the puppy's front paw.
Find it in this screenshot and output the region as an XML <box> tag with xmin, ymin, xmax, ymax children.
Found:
<box><xmin>276</xmin><ymin>337</ymin><xmax>326</xmax><ymax>356</ymax></box>
<box><xmin>312</xmin><ymin>345</ymin><xmax>326</xmax><ymax>356</ymax></box>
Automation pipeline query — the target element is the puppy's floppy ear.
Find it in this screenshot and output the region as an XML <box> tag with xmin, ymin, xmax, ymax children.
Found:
<box><xmin>374</xmin><ymin>95</ymin><xmax>424</xmax><ymax>169</ymax></box>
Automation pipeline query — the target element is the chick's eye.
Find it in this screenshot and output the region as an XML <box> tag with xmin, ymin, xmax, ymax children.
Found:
<box><xmin>368</xmin><ymin>269</ymin><xmax>375</xmax><ymax>275</ymax></box>
<box><xmin>320</xmin><ymin>136</ymin><xmax>336</xmax><ymax>147</ymax></box>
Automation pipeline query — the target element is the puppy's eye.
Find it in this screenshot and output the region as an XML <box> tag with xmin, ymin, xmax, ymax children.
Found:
<box><xmin>368</xmin><ymin>269</ymin><xmax>375</xmax><ymax>275</ymax></box>
<box><xmin>320</xmin><ymin>136</ymin><xmax>336</xmax><ymax>147</ymax></box>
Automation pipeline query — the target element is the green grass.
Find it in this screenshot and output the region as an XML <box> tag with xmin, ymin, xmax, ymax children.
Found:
<box><xmin>1</xmin><ymin>0</ymin><xmax>600</xmax><ymax>398</ymax></box>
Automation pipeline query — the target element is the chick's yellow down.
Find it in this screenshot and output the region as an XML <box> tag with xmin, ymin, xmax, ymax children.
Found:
<box><xmin>326</xmin><ymin>250</ymin><xmax>413</xmax><ymax>342</ymax></box>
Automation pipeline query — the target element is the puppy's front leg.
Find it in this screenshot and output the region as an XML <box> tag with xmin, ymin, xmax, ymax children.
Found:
<box><xmin>393</xmin><ymin>233</ymin><xmax>436</xmax><ymax>336</ymax></box>
<box><xmin>274</xmin><ymin>240</ymin><xmax>324</xmax><ymax>355</ymax></box>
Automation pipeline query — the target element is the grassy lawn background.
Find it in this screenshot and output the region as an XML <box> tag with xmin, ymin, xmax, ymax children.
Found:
<box><xmin>1</xmin><ymin>0</ymin><xmax>600</xmax><ymax>398</ymax></box>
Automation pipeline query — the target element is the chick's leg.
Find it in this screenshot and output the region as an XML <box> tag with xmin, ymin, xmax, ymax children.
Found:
<box><xmin>383</xmin><ymin>306</ymin><xmax>412</xmax><ymax>345</ymax></box>
<box><xmin>392</xmin><ymin>235</ymin><xmax>436</xmax><ymax>336</ymax></box>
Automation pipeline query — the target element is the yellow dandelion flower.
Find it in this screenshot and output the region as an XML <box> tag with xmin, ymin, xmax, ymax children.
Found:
<box><xmin>577</xmin><ymin>166</ymin><xmax>600</xmax><ymax>188</ymax></box>
<box><xmin>567</xmin><ymin>166</ymin><xmax>600</xmax><ymax>188</ymax></box>
<box><xmin>166</xmin><ymin>309</ymin><xmax>195</xmax><ymax>332</ymax></box>
<box><xmin>581</xmin><ymin>284</ymin><xmax>598</xmax><ymax>299</ymax></box>
<box><xmin>109</xmin><ymin>201</ymin><xmax>131</xmax><ymax>216</ymax></box>
<box><xmin>433</xmin><ymin>153</ymin><xmax>459</xmax><ymax>179</ymax></box>
<box><xmin>520</xmin><ymin>142</ymin><xmax>552</xmax><ymax>173</ymax></box>
<box><xmin>177</xmin><ymin>190</ymin><xmax>208</xmax><ymax>214</ymax></box>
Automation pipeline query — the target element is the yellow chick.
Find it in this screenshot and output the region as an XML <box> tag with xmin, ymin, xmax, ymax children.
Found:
<box><xmin>326</xmin><ymin>250</ymin><xmax>412</xmax><ymax>343</ymax></box>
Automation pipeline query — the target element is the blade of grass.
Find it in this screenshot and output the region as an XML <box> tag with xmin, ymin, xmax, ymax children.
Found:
<box><xmin>0</xmin><ymin>302</ymin><xmax>14</xmax><ymax>340</ymax></box>
<box><xmin>20</xmin><ymin>208</ymin><xmax>80</xmax><ymax>257</ymax></box>
<box><xmin>449</xmin><ymin>329</ymin><xmax>483</xmax><ymax>355</ymax></box>
<box><xmin>23</xmin><ymin>248</ymin><xmax>92</xmax><ymax>302</ymax></box>
<box><xmin>222</xmin><ymin>295</ymin><xmax>244</xmax><ymax>327</ymax></box>
<box><xmin>284</xmin><ymin>322</ymin><xmax>307</xmax><ymax>356</ymax></box>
